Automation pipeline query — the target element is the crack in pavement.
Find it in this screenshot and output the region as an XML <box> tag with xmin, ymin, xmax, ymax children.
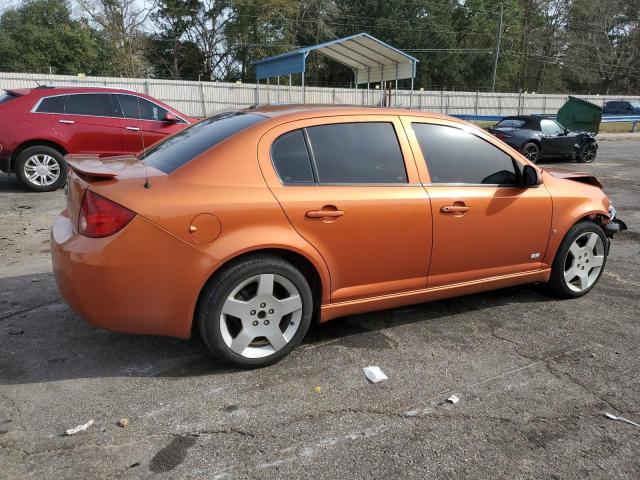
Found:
<box><xmin>0</xmin><ymin>299</ymin><xmax>63</xmax><ymax>321</ymax></box>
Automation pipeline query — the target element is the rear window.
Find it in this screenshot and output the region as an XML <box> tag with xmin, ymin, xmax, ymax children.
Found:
<box><xmin>0</xmin><ymin>93</ymin><xmax>18</xmax><ymax>105</ymax></box>
<box><xmin>140</xmin><ymin>112</ymin><xmax>265</xmax><ymax>173</ymax></box>
<box><xmin>271</xmin><ymin>130</ymin><xmax>315</xmax><ymax>183</ymax></box>
<box><xmin>496</xmin><ymin>118</ymin><xmax>525</xmax><ymax>128</ymax></box>
<box><xmin>36</xmin><ymin>95</ymin><xmax>68</xmax><ymax>113</ymax></box>
<box><xmin>305</xmin><ymin>122</ymin><xmax>407</xmax><ymax>184</ymax></box>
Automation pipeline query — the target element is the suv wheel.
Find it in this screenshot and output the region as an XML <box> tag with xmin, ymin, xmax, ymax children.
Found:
<box><xmin>548</xmin><ymin>221</ymin><xmax>607</xmax><ymax>298</ymax></box>
<box><xmin>15</xmin><ymin>146</ymin><xmax>67</xmax><ymax>192</ymax></box>
<box><xmin>198</xmin><ymin>255</ymin><xmax>313</xmax><ymax>368</ymax></box>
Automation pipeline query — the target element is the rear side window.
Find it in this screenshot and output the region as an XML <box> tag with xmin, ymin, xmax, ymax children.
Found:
<box><xmin>65</xmin><ymin>94</ymin><xmax>113</xmax><ymax>117</ymax></box>
<box><xmin>36</xmin><ymin>95</ymin><xmax>67</xmax><ymax>113</ymax></box>
<box><xmin>117</xmin><ymin>94</ymin><xmax>171</xmax><ymax>121</ymax></box>
<box><xmin>271</xmin><ymin>130</ymin><xmax>315</xmax><ymax>183</ymax></box>
<box><xmin>496</xmin><ymin>118</ymin><xmax>525</xmax><ymax>128</ymax></box>
<box><xmin>412</xmin><ymin>123</ymin><xmax>518</xmax><ymax>185</ymax></box>
<box><xmin>140</xmin><ymin>112</ymin><xmax>265</xmax><ymax>173</ymax></box>
<box><xmin>305</xmin><ymin>122</ymin><xmax>407</xmax><ymax>184</ymax></box>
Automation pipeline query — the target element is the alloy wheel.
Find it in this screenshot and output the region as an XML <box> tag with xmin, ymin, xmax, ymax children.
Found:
<box><xmin>582</xmin><ymin>144</ymin><xmax>597</xmax><ymax>163</ymax></box>
<box><xmin>219</xmin><ymin>273</ymin><xmax>303</xmax><ymax>358</ymax></box>
<box><xmin>563</xmin><ymin>232</ymin><xmax>605</xmax><ymax>292</ymax></box>
<box><xmin>23</xmin><ymin>154</ymin><xmax>60</xmax><ymax>187</ymax></box>
<box><xmin>522</xmin><ymin>143</ymin><xmax>539</xmax><ymax>162</ymax></box>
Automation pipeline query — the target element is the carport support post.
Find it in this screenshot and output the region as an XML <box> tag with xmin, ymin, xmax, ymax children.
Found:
<box><xmin>255</xmin><ymin>79</ymin><xmax>259</xmax><ymax>105</ymax></box>
<box><xmin>395</xmin><ymin>63</ymin><xmax>399</xmax><ymax>107</ymax></box>
<box><xmin>277</xmin><ymin>76</ymin><xmax>280</xmax><ymax>103</ymax></box>
<box><xmin>367</xmin><ymin>67</ymin><xmax>370</xmax><ymax>106</ymax></box>
<box><xmin>288</xmin><ymin>74</ymin><xmax>292</xmax><ymax>102</ymax></box>
<box><xmin>409</xmin><ymin>77</ymin><xmax>414</xmax><ymax>108</ymax></box>
<box><xmin>267</xmin><ymin>77</ymin><xmax>270</xmax><ymax>104</ymax></box>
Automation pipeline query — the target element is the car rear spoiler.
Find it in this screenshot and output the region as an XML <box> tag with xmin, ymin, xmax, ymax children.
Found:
<box><xmin>65</xmin><ymin>154</ymin><xmax>154</xmax><ymax>180</ymax></box>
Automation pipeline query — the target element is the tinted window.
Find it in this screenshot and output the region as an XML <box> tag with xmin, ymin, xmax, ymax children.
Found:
<box><xmin>305</xmin><ymin>123</ymin><xmax>407</xmax><ymax>184</ymax></box>
<box><xmin>36</xmin><ymin>95</ymin><xmax>67</xmax><ymax>113</ymax></box>
<box><xmin>630</xmin><ymin>102</ymin><xmax>640</xmax><ymax>109</ymax></box>
<box><xmin>140</xmin><ymin>112</ymin><xmax>265</xmax><ymax>173</ymax></box>
<box><xmin>118</xmin><ymin>94</ymin><xmax>170</xmax><ymax>121</ymax></box>
<box><xmin>272</xmin><ymin>130</ymin><xmax>315</xmax><ymax>183</ymax></box>
<box><xmin>496</xmin><ymin>118</ymin><xmax>525</xmax><ymax>128</ymax></box>
<box><xmin>0</xmin><ymin>93</ymin><xmax>18</xmax><ymax>105</ymax></box>
<box><xmin>65</xmin><ymin>94</ymin><xmax>113</xmax><ymax>117</ymax></box>
<box><xmin>540</xmin><ymin>119</ymin><xmax>564</xmax><ymax>135</ymax></box>
<box><xmin>412</xmin><ymin>123</ymin><xmax>518</xmax><ymax>185</ymax></box>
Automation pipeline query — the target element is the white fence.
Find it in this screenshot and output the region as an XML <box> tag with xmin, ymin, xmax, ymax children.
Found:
<box><xmin>1</xmin><ymin>71</ymin><xmax>639</xmax><ymax>118</ymax></box>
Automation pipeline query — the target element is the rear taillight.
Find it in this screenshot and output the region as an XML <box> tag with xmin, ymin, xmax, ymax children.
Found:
<box><xmin>79</xmin><ymin>190</ymin><xmax>135</xmax><ymax>238</ymax></box>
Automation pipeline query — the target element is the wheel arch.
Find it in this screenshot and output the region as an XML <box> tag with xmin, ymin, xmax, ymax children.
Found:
<box><xmin>11</xmin><ymin>139</ymin><xmax>68</xmax><ymax>170</ymax></box>
<box><xmin>193</xmin><ymin>246</ymin><xmax>328</xmax><ymax>335</ymax></box>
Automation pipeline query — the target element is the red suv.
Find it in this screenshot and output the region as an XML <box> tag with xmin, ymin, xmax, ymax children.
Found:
<box><xmin>0</xmin><ymin>86</ymin><xmax>196</xmax><ymax>191</ymax></box>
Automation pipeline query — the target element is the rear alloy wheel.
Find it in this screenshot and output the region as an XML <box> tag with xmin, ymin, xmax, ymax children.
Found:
<box><xmin>15</xmin><ymin>145</ymin><xmax>67</xmax><ymax>192</ymax></box>
<box><xmin>548</xmin><ymin>222</ymin><xmax>607</xmax><ymax>298</ymax></box>
<box><xmin>578</xmin><ymin>142</ymin><xmax>597</xmax><ymax>163</ymax></box>
<box><xmin>521</xmin><ymin>142</ymin><xmax>540</xmax><ymax>163</ymax></box>
<box><xmin>198</xmin><ymin>256</ymin><xmax>313</xmax><ymax>368</ymax></box>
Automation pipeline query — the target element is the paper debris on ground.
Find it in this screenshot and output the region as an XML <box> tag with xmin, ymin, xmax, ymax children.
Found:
<box><xmin>604</xmin><ymin>412</ymin><xmax>639</xmax><ymax>427</ymax></box>
<box><xmin>117</xmin><ymin>419</ymin><xmax>129</xmax><ymax>428</ymax></box>
<box><xmin>65</xmin><ymin>419</ymin><xmax>94</xmax><ymax>435</ymax></box>
<box><xmin>363</xmin><ymin>366</ymin><xmax>388</xmax><ymax>383</ymax></box>
<box><xmin>447</xmin><ymin>394</ymin><xmax>460</xmax><ymax>404</ymax></box>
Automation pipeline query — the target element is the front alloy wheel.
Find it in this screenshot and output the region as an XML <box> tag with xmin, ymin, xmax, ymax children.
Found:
<box><xmin>198</xmin><ymin>255</ymin><xmax>313</xmax><ymax>368</ymax></box>
<box><xmin>549</xmin><ymin>221</ymin><xmax>608</xmax><ymax>298</ymax></box>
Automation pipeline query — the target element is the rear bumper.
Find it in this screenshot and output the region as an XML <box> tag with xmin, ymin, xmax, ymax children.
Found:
<box><xmin>51</xmin><ymin>211</ymin><xmax>219</xmax><ymax>339</ymax></box>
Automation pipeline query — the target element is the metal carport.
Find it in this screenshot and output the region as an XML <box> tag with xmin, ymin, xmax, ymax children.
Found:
<box><xmin>253</xmin><ymin>33</ymin><xmax>419</xmax><ymax>107</ymax></box>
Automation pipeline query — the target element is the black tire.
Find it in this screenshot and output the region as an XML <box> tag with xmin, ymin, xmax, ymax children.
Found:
<box><xmin>577</xmin><ymin>142</ymin><xmax>597</xmax><ymax>163</ymax></box>
<box><xmin>15</xmin><ymin>146</ymin><xmax>67</xmax><ymax>192</ymax></box>
<box><xmin>521</xmin><ymin>142</ymin><xmax>540</xmax><ymax>163</ymax></box>
<box><xmin>548</xmin><ymin>221</ymin><xmax>608</xmax><ymax>299</ymax></box>
<box><xmin>197</xmin><ymin>255</ymin><xmax>313</xmax><ymax>368</ymax></box>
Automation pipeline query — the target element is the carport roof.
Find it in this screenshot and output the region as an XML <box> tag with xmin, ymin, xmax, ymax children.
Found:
<box><xmin>254</xmin><ymin>33</ymin><xmax>418</xmax><ymax>84</ymax></box>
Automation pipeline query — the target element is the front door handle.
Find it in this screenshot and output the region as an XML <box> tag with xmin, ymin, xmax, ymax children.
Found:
<box><xmin>125</xmin><ymin>126</ymin><xmax>140</xmax><ymax>131</ymax></box>
<box><xmin>441</xmin><ymin>205</ymin><xmax>470</xmax><ymax>214</ymax></box>
<box><xmin>306</xmin><ymin>208</ymin><xmax>344</xmax><ymax>219</ymax></box>
<box><xmin>58</xmin><ymin>120</ymin><xmax>74</xmax><ymax>124</ymax></box>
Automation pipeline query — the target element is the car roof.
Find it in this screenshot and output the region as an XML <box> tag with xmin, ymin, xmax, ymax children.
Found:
<box><xmin>7</xmin><ymin>85</ymin><xmax>138</xmax><ymax>96</ymax></box>
<box><xmin>242</xmin><ymin>103</ymin><xmax>469</xmax><ymax>125</ymax></box>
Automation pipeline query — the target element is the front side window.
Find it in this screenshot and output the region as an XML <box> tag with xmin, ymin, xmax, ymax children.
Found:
<box><xmin>140</xmin><ymin>112</ymin><xmax>265</xmax><ymax>173</ymax></box>
<box><xmin>496</xmin><ymin>118</ymin><xmax>525</xmax><ymax>128</ymax></box>
<box><xmin>117</xmin><ymin>94</ymin><xmax>170</xmax><ymax>121</ymax></box>
<box><xmin>412</xmin><ymin>123</ymin><xmax>518</xmax><ymax>185</ymax></box>
<box><xmin>36</xmin><ymin>95</ymin><xmax>67</xmax><ymax>113</ymax></box>
<box><xmin>305</xmin><ymin>122</ymin><xmax>407</xmax><ymax>184</ymax></box>
<box><xmin>540</xmin><ymin>119</ymin><xmax>564</xmax><ymax>135</ymax></box>
<box><xmin>64</xmin><ymin>94</ymin><xmax>113</xmax><ymax>117</ymax></box>
<box><xmin>271</xmin><ymin>130</ymin><xmax>315</xmax><ymax>183</ymax></box>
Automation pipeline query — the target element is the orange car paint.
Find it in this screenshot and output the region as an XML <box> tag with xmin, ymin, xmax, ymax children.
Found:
<box><xmin>52</xmin><ymin>106</ymin><xmax>611</xmax><ymax>338</ymax></box>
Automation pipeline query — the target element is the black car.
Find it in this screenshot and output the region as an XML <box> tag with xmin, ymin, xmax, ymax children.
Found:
<box><xmin>603</xmin><ymin>100</ymin><xmax>640</xmax><ymax>115</ymax></box>
<box><xmin>487</xmin><ymin>115</ymin><xmax>598</xmax><ymax>164</ymax></box>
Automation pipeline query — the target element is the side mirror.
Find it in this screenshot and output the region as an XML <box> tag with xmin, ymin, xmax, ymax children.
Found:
<box><xmin>521</xmin><ymin>165</ymin><xmax>539</xmax><ymax>187</ymax></box>
<box><xmin>162</xmin><ymin>112</ymin><xmax>178</xmax><ymax>124</ymax></box>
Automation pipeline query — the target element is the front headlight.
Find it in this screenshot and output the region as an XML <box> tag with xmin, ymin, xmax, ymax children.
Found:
<box><xmin>608</xmin><ymin>201</ymin><xmax>617</xmax><ymax>219</ymax></box>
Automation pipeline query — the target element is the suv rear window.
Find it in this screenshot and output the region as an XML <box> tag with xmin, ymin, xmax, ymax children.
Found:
<box><xmin>140</xmin><ymin>112</ymin><xmax>265</xmax><ymax>173</ymax></box>
<box><xmin>36</xmin><ymin>95</ymin><xmax>68</xmax><ymax>113</ymax></box>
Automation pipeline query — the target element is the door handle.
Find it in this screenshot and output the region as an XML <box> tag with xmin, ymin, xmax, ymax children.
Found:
<box><xmin>306</xmin><ymin>208</ymin><xmax>344</xmax><ymax>219</ymax></box>
<box><xmin>441</xmin><ymin>205</ymin><xmax>470</xmax><ymax>214</ymax></box>
<box><xmin>125</xmin><ymin>126</ymin><xmax>140</xmax><ymax>131</ymax></box>
<box><xmin>58</xmin><ymin>120</ymin><xmax>74</xmax><ymax>124</ymax></box>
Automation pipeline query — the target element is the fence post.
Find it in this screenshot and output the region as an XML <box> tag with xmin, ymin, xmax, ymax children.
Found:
<box><xmin>440</xmin><ymin>90</ymin><xmax>444</xmax><ymax>114</ymax></box>
<box><xmin>474</xmin><ymin>91</ymin><xmax>479</xmax><ymax>115</ymax></box>
<box><xmin>144</xmin><ymin>80</ymin><xmax>149</xmax><ymax>95</ymax></box>
<box><xmin>199</xmin><ymin>82</ymin><xmax>206</xmax><ymax>117</ymax></box>
<box><xmin>543</xmin><ymin>96</ymin><xmax>547</xmax><ymax>114</ymax></box>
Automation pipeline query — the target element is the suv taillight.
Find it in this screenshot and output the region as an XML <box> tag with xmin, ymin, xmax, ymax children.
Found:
<box><xmin>79</xmin><ymin>190</ymin><xmax>135</xmax><ymax>238</ymax></box>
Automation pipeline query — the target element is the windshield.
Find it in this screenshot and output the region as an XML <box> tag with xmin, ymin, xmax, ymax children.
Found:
<box><xmin>630</xmin><ymin>102</ymin><xmax>640</xmax><ymax>109</ymax></box>
<box><xmin>0</xmin><ymin>92</ymin><xmax>18</xmax><ymax>105</ymax></box>
<box><xmin>139</xmin><ymin>112</ymin><xmax>265</xmax><ymax>173</ymax></box>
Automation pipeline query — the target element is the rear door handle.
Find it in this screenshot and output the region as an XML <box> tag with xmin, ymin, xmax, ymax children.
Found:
<box><xmin>58</xmin><ymin>120</ymin><xmax>74</xmax><ymax>124</ymax></box>
<box><xmin>125</xmin><ymin>126</ymin><xmax>140</xmax><ymax>131</ymax></box>
<box><xmin>441</xmin><ymin>205</ymin><xmax>470</xmax><ymax>213</ymax></box>
<box><xmin>306</xmin><ymin>208</ymin><xmax>344</xmax><ymax>219</ymax></box>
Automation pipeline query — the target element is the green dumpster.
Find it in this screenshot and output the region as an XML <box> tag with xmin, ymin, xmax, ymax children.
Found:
<box><xmin>557</xmin><ymin>96</ymin><xmax>602</xmax><ymax>134</ymax></box>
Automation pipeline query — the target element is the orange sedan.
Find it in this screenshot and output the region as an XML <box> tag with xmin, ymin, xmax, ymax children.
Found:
<box><xmin>51</xmin><ymin>106</ymin><xmax>627</xmax><ymax>367</ymax></box>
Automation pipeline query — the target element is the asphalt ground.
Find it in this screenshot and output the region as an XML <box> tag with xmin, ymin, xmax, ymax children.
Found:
<box><xmin>1</xmin><ymin>138</ymin><xmax>639</xmax><ymax>479</ymax></box>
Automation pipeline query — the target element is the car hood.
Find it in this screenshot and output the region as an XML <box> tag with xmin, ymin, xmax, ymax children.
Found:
<box><xmin>542</xmin><ymin>167</ymin><xmax>602</xmax><ymax>188</ymax></box>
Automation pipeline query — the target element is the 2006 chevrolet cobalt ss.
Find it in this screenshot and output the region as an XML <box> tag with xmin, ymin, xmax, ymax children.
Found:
<box><xmin>51</xmin><ymin>105</ymin><xmax>627</xmax><ymax>368</ymax></box>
